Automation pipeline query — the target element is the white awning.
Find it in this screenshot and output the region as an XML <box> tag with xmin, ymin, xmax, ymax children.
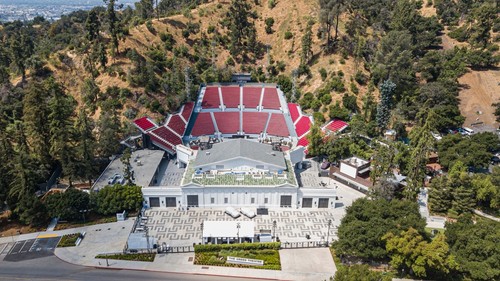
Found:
<box><xmin>203</xmin><ymin>221</ymin><xmax>255</xmax><ymax>238</ymax></box>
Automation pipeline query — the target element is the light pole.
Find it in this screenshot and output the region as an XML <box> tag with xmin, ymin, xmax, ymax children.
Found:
<box><xmin>236</xmin><ymin>222</ymin><xmax>241</xmax><ymax>243</ymax></box>
<box><xmin>272</xmin><ymin>220</ymin><xmax>277</xmax><ymax>242</ymax></box>
<box><xmin>326</xmin><ymin>219</ymin><xmax>333</xmax><ymax>247</ymax></box>
<box><xmin>200</xmin><ymin>222</ymin><xmax>204</xmax><ymax>244</ymax></box>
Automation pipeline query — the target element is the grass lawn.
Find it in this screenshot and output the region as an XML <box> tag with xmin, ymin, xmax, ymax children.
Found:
<box><xmin>57</xmin><ymin>233</ymin><xmax>81</xmax><ymax>247</ymax></box>
<box><xmin>95</xmin><ymin>253</ymin><xmax>156</xmax><ymax>262</ymax></box>
<box><xmin>194</xmin><ymin>243</ymin><xmax>281</xmax><ymax>270</ymax></box>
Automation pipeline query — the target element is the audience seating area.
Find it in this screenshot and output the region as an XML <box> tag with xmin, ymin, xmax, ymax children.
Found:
<box><xmin>148</xmin><ymin>126</ymin><xmax>182</xmax><ymax>152</ymax></box>
<box><xmin>214</xmin><ymin>112</ymin><xmax>240</xmax><ymax>134</ymax></box>
<box><xmin>267</xmin><ymin>114</ymin><xmax>290</xmax><ymax>137</ymax></box>
<box><xmin>181</xmin><ymin>102</ymin><xmax>194</xmax><ymax>122</ymax></box>
<box><xmin>133</xmin><ymin>117</ymin><xmax>157</xmax><ymax>132</ymax></box>
<box><xmin>201</xmin><ymin>86</ymin><xmax>220</xmax><ymax>108</ymax></box>
<box><xmin>295</xmin><ymin>116</ymin><xmax>311</xmax><ymax>138</ymax></box>
<box><xmin>261</xmin><ymin>87</ymin><xmax>281</xmax><ymax>109</ymax></box>
<box><xmin>288</xmin><ymin>103</ymin><xmax>300</xmax><ymax>123</ymax></box>
<box><xmin>221</xmin><ymin>87</ymin><xmax>240</xmax><ymax>108</ymax></box>
<box><xmin>166</xmin><ymin>115</ymin><xmax>186</xmax><ymax>136</ymax></box>
<box><xmin>191</xmin><ymin>112</ymin><xmax>215</xmax><ymax>136</ymax></box>
<box><xmin>243</xmin><ymin>87</ymin><xmax>262</xmax><ymax>108</ymax></box>
<box><xmin>242</xmin><ymin>112</ymin><xmax>268</xmax><ymax>134</ymax></box>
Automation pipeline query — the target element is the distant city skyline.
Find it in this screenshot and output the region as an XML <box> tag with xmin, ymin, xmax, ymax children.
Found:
<box><xmin>0</xmin><ymin>0</ymin><xmax>138</xmax><ymax>22</ymax></box>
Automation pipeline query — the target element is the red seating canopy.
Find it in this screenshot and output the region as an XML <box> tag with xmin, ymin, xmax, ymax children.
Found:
<box><xmin>262</xmin><ymin>87</ymin><xmax>280</xmax><ymax>109</ymax></box>
<box><xmin>243</xmin><ymin>87</ymin><xmax>262</xmax><ymax>108</ymax></box>
<box><xmin>295</xmin><ymin>116</ymin><xmax>311</xmax><ymax>137</ymax></box>
<box><xmin>181</xmin><ymin>102</ymin><xmax>194</xmax><ymax>122</ymax></box>
<box><xmin>134</xmin><ymin>117</ymin><xmax>156</xmax><ymax>131</ymax></box>
<box><xmin>167</xmin><ymin>115</ymin><xmax>186</xmax><ymax>136</ymax></box>
<box><xmin>288</xmin><ymin>103</ymin><xmax>300</xmax><ymax>123</ymax></box>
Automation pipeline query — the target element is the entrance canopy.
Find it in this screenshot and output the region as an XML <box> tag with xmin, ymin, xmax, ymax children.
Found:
<box><xmin>203</xmin><ymin>221</ymin><xmax>255</xmax><ymax>238</ymax></box>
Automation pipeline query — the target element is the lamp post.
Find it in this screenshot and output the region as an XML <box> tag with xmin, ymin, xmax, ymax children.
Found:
<box><xmin>326</xmin><ymin>219</ymin><xmax>333</xmax><ymax>247</ymax></box>
<box><xmin>200</xmin><ymin>222</ymin><xmax>204</xmax><ymax>244</ymax></box>
<box><xmin>272</xmin><ymin>220</ymin><xmax>277</xmax><ymax>242</ymax></box>
<box><xmin>236</xmin><ymin>222</ymin><xmax>241</xmax><ymax>243</ymax></box>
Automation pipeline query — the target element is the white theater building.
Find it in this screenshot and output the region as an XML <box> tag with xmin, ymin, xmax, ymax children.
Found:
<box><xmin>141</xmin><ymin>139</ymin><xmax>337</xmax><ymax>209</ymax></box>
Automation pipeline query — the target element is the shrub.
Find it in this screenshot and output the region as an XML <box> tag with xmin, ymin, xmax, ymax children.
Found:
<box><xmin>96</xmin><ymin>253</ymin><xmax>156</xmax><ymax>262</ymax></box>
<box><xmin>268</xmin><ymin>0</ymin><xmax>276</xmax><ymax>9</ymax></box>
<box><xmin>319</xmin><ymin>68</ymin><xmax>327</xmax><ymax>81</ymax></box>
<box><xmin>350</xmin><ymin>82</ymin><xmax>359</xmax><ymax>94</ymax></box>
<box><xmin>284</xmin><ymin>31</ymin><xmax>293</xmax><ymax>40</ymax></box>
<box><xmin>145</xmin><ymin>21</ymin><xmax>155</xmax><ymax>34</ymax></box>
<box><xmin>354</xmin><ymin>71</ymin><xmax>367</xmax><ymax>85</ymax></box>
<box><xmin>207</xmin><ymin>25</ymin><xmax>216</xmax><ymax>34</ymax></box>
<box><xmin>58</xmin><ymin>233</ymin><xmax>81</xmax><ymax>247</ymax></box>
<box><xmin>265</xmin><ymin>17</ymin><xmax>275</xmax><ymax>34</ymax></box>
<box><xmin>195</xmin><ymin>242</ymin><xmax>281</xmax><ymax>253</ymax></box>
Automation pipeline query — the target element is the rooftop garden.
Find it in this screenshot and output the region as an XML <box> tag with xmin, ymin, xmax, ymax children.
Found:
<box><xmin>182</xmin><ymin>160</ymin><xmax>297</xmax><ymax>186</ymax></box>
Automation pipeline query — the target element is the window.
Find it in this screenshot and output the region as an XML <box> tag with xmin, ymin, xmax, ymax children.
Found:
<box><xmin>264</xmin><ymin>198</ymin><xmax>269</xmax><ymax>204</ymax></box>
<box><xmin>211</xmin><ymin>197</ymin><xmax>215</xmax><ymax>204</ymax></box>
<box><xmin>251</xmin><ymin>198</ymin><xmax>255</xmax><ymax>204</ymax></box>
<box><xmin>224</xmin><ymin>197</ymin><xmax>228</xmax><ymax>204</ymax></box>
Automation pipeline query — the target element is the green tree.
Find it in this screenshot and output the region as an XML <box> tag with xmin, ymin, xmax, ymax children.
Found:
<box><xmin>96</xmin><ymin>110</ymin><xmax>122</xmax><ymax>157</ymax></box>
<box><xmin>47</xmin><ymin>78</ymin><xmax>78</xmax><ymax>185</ymax></box>
<box><xmin>225</xmin><ymin>0</ymin><xmax>257</xmax><ymax>58</ymax></box>
<box><xmin>74</xmin><ymin>108</ymin><xmax>97</xmax><ymax>186</ymax></box>
<box><xmin>376</xmin><ymin>79</ymin><xmax>395</xmax><ymax>131</ymax></box>
<box><xmin>44</xmin><ymin>188</ymin><xmax>90</xmax><ymax>221</ymax></box>
<box><xmin>300</xmin><ymin>20</ymin><xmax>313</xmax><ymax>65</ymax></box>
<box><xmin>445</xmin><ymin>215</ymin><xmax>500</xmax><ymax>281</ymax></box>
<box><xmin>104</xmin><ymin>0</ymin><xmax>120</xmax><ymax>55</ymax></box>
<box><xmin>121</xmin><ymin>148</ymin><xmax>133</xmax><ymax>184</ymax></box>
<box><xmin>383</xmin><ymin>228</ymin><xmax>458</xmax><ymax>278</ymax></box>
<box><xmin>332</xmin><ymin>264</ymin><xmax>388</xmax><ymax>281</ymax></box>
<box><xmin>306</xmin><ymin>124</ymin><xmax>324</xmax><ymax>157</ymax></box>
<box><xmin>319</xmin><ymin>0</ymin><xmax>345</xmax><ymax>51</ymax></box>
<box><xmin>9</xmin><ymin>30</ymin><xmax>34</xmax><ymax>81</ymax></box>
<box><xmin>92</xmin><ymin>184</ymin><xmax>143</xmax><ymax>215</ymax></box>
<box><xmin>22</xmin><ymin>80</ymin><xmax>51</xmax><ymax>165</ymax></box>
<box><xmin>334</xmin><ymin>198</ymin><xmax>425</xmax><ymax>260</ymax></box>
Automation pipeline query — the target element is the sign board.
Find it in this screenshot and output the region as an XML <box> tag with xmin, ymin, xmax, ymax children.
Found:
<box><xmin>227</xmin><ymin>256</ymin><xmax>264</xmax><ymax>266</ymax></box>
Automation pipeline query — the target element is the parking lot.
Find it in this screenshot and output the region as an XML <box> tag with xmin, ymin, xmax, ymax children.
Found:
<box><xmin>2</xmin><ymin>235</ymin><xmax>61</xmax><ymax>262</ymax></box>
<box><xmin>143</xmin><ymin>183</ymin><xmax>365</xmax><ymax>247</ymax></box>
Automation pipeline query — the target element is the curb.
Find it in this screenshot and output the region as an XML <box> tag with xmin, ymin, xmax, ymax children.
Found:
<box><xmin>55</xmin><ymin>252</ymin><xmax>284</xmax><ymax>280</ymax></box>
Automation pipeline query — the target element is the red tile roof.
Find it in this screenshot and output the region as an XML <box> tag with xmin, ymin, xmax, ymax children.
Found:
<box><xmin>295</xmin><ymin>116</ymin><xmax>311</xmax><ymax>138</ymax></box>
<box><xmin>267</xmin><ymin>113</ymin><xmax>290</xmax><ymax>137</ymax></box>
<box><xmin>134</xmin><ymin>117</ymin><xmax>157</xmax><ymax>132</ymax></box>
<box><xmin>243</xmin><ymin>87</ymin><xmax>262</xmax><ymax>108</ymax></box>
<box><xmin>261</xmin><ymin>87</ymin><xmax>281</xmax><ymax>109</ymax></box>
<box><xmin>221</xmin><ymin>86</ymin><xmax>240</xmax><ymax>108</ymax></box>
<box><xmin>214</xmin><ymin>112</ymin><xmax>240</xmax><ymax>134</ymax></box>
<box><xmin>242</xmin><ymin>112</ymin><xmax>268</xmax><ymax>134</ymax></box>
<box><xmin>202</xmin><ymin>86</ymin><xmax>220</xmax><ymax>108</ymax></box>
<box><xmin>288</xmin><ymin>103</ymin><xmax>300</xmax><ymax>123</ymax></box>
<box><xmin>191</xmin><ymin>112</ymin><xmax>215</xmax><ymax>136</ymax></box>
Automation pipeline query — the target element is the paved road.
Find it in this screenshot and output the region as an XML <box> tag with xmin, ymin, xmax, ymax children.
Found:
<box><xmin>0</xmin><ymin>256</ymin><xmax>266</xmax><ymax>281</ymax></box>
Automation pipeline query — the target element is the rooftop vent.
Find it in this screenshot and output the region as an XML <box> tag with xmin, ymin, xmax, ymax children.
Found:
<box><xmin>206</xmin><ymin>151</ymin><xmax>211</xmax><ymax>155</ymax></box>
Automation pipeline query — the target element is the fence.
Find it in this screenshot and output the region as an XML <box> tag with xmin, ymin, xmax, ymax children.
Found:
<box><xmin>280</xmin><ymin>241</ymin><xmax>326</xmax><ymax>249</ymax></box>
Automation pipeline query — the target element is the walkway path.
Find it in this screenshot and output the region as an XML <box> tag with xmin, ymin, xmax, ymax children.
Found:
<box><xmin>474</xmin><ymin>209</ymin><xmax>500</xmax><ymax>222</ymax></box>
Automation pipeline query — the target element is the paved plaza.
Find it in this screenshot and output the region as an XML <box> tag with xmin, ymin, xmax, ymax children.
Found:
<box><xmin>144</xmin><ymin>182</ymin><xmax>364</xmax><ymax>247</ymax></box>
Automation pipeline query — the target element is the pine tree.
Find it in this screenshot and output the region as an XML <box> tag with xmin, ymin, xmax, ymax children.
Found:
<box><xmin>74</xmin><ymin>108</ymin><xmax>97</xmax><ymax>186</ymax></box>
<box><xmin>47</xmin><ymin>78</ymin><xmax>78</xmax><ymax>185</ymax></box>
<box><xmin>376</xmin><ymin>79</ymin><xmax>395</xmax><ymax>131</ymax></box>
<box><xmin>300</xmin><ymin>21</ymin><xmax>313</xmax><ymax>65</ymax></box>
<box><xmin>104</xmin><ymin>0</ymin><xmax>120</xmax><ymax>55</ymax></box>
<box><xmin>9</xmin><ymin>30</ymin><xmax>34</xmax><ymax>82</ymax></box>
<box><xmin>22</xmin><ymin>81</ymin><xmax>51</xmax><ymax>165</ymax></box>
<box><xmin>226</xmin><ymin>0</ymin><xmax>256</xmax><ymax>58</ymax></box>
<box><xmin>121</xmin><ymin>147</ymin><xmax>133</xmax><ymax>184</ymax></box>
<box><xmin>306</xmin><ymin>124</ymin><xmax>324</xmax><ymax>156</ymax></box>
<box><xmin>97</xmin><ymin>110</ymin><xmax>122</xmax><ymax>157</ymax></box>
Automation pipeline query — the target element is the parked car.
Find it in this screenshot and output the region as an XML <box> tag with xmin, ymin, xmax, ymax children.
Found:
<box><xmin>431</xmin><ymin>132</ymin><xmax>442</xmax><ymax>141</ymax></box>
<box><xmin>491</xmin><ymin>156</ymin><xmax>500</xmax><ymax>165</ymax></box>
<box><xmin>108</xmin><ymin>173</ymin><xmax>120</xmax><ymax>184</ymax></box>
<box><xmin>225</xmin><ymin>207</ymin><xmax>241</xmax><ymax>218</ymax></box>
<box><xmin>240</xmin><ymin>207</ymin><xmax>256</xmax><ymax>219</ymax></box>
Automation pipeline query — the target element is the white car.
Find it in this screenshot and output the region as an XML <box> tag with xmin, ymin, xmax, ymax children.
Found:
<box><xmin>240</xmin><ymin>207</ymin><xmax>256</xmax><ymax>219</ymax></box>
<box><xmin>108</xmin><ymin>173</ymin><xmax>120</xmax><ymax>184</ymax></box>
<box><xmin>225</xmin><ymin>207</ymin><xmax>241</xmax><ymax>218</ymax></box>
<box><xmin>431</xmin><ymin>132</ymin><xmax>442</xmax><ymax>141</ymax></box>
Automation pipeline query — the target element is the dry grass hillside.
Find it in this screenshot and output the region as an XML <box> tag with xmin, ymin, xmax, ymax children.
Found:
<box><xmin>44</xmin><ymin>0</ymin><xmax>374</xmax><ymax>122</ymax></box>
